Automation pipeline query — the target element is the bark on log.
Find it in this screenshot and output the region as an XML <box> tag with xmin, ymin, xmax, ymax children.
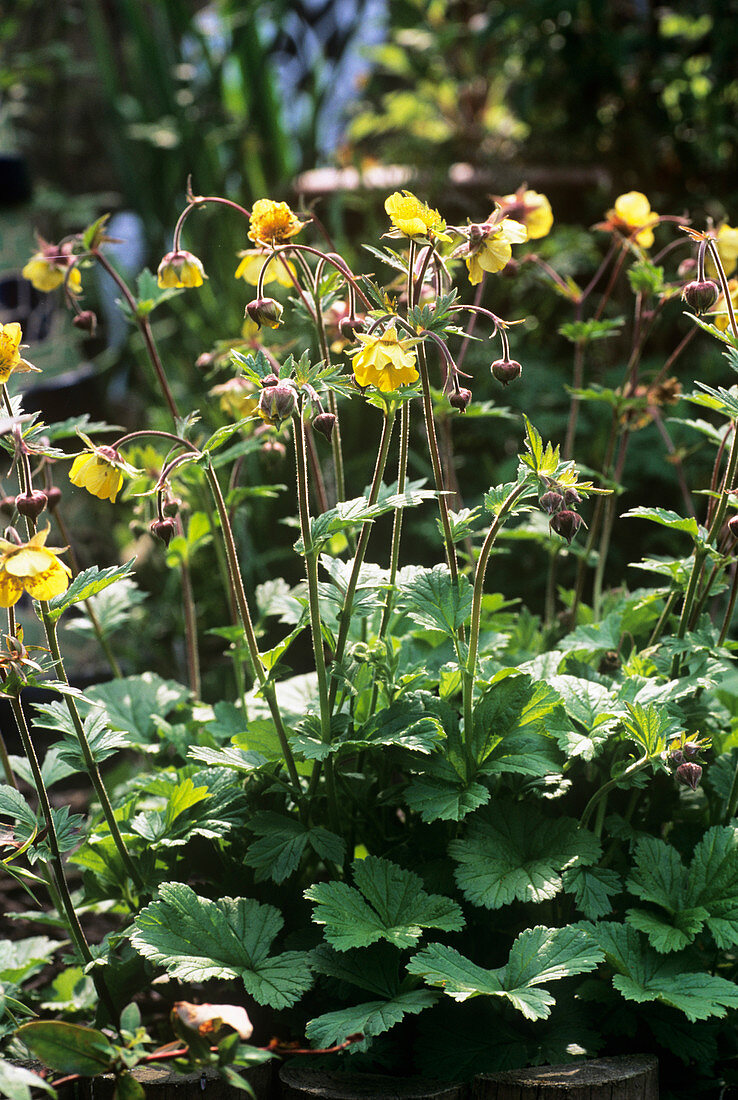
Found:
<box><xmin>472</xmin><ymin>1055</ymin><xmax>658</xmax><ymax>1099</ymax></box>
<box><xmin>279</xmin><ymin>1066</ymin><xmax>468</xmax><ymax>1099</ymax></box>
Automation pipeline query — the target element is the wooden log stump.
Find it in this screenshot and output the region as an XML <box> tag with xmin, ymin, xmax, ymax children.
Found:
<box><xmin>64</xmin><ymin>1062</ymin><xmax>274</xmax><ymax>1100</ymax></box>
<box><xmin>279</xmin><ymin>1065</ymin><xmax>468</xmax><ymax>1100</ymax></box>
<box><xmin>473</xmin><ymin>1055</ymin><xmax>658</xmax><ymax>1099</ymax></box>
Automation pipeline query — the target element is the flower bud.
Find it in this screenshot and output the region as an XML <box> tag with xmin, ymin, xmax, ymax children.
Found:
<box><xmin>338</xmin><ymin>316</ymin><xmax>365</xmax><ymax>341</ymax></box>
<box><xmin>676</xmin><ymin>761</ymin><xmax>702</xmax><ymax>791</ymax></box>
<box><xmin>72</xmin><ymin>310</ymin><xmax>98</xmax><ymax>334</ymax></box>
<box><xmin>540</xmin><ymin>490</ymin><xmax>565</xmax><ymax>515</ymax></box>
<box><xmin>683</xmin><ymin>741</ymin><xmax>701</xmax><ymax>757</ymax></box>
<box><xmin>150</xmin><ymin>518</ymin><xmax>177</xmax><ymax>547</ymax></box>
<box><xmin>312</xmin><ymin>412</ymin><xmax>336</xmax><ymax>442</ymax></box>
<box><xmin>681</xmin><ymin>279</ymin><xmax>720</xmax><ymax>314</ymax></box>
<box><xmin>258</xmin><ymin>380</ymin><xmax>297</xmax><ymax>426</ymax></box>
<box><xmin>549</xmin><ymin>509</ymin><xmax>583</xmax><ymax>544</ymax></box>
<box><xmin>0</xmin><ymin>496</ymin><xmax>16</xmax><ymax>518</ymax></box>
<box><xmin>246</xmin><ymin>297</ymin><xmax>283</xmax><ymax>329</ymax></box>
<box><xmin>677</xmin><ymin>257</ymin><xmax>697</xmax><ymax>280</ymax></box>
<box><xmin>728</xmin><ymin>515</ymin><xmax>738</xmax><ymax>540</ymax></box>
<box><xmin>157</xmin><ymin>249</ymin><xmax>206</xmax><ymax>289</ymax></box>
<box><xmin>669</xmin><ymin>748</ymin><xmax>684</xmax><ymax>766</ymax></box>
<box><xmin>195</xmin><ymin>351</ymin><xmax>215</xmax><ymax>371</ymax></box>
<box><xmin>449</xmin><ymin>388</ymin><xmax>472</xmax><ymax>413</ymax></box>
<box><xmin>491</xmin><ymin>358</ymin><xmax>522</xmax><ymax>386</ymax></box>
<box><xmin>45</xmin><ymin>486</ymin><xmax>62</xmax><ymax>512</ymax></box>
<box><xmin>15</xmin><ymin>490</ymin><xmax>47</xmax><ymax>521</ymax></box>
<box><xmin>564</xmin><ymin>487</ymin><xmax>583</xmax><ymax>506</ymax></box>
<box><xmin>162</xmin><ymin>497</ymin><xmax>180</xmax><ymax>518</ymax></box>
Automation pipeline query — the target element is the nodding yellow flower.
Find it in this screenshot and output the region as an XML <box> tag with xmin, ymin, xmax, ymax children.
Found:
<box><xmin>350</xmin><ymin>324</ymin><xmax>420</xmax><ymax>392</ymax></box>
<box><xmin>496</xmin><ymin>187</ymin><xmax>553</xmax><ymax>240</ymax></box>
<box><xmin>156</xmin><ymin>250</ymin><xmax>206</xmax><ymax>289</ymax></box>
<box><xmin>384</xmin><ymin>191</ymin><xmax>451</xmax><ymax>242</ymax></box>
<box><xmin>463</xmin><ymin>216</ymin><xmax>528</xmax><ymax>286</ymax></box>
<box><xmin>0</xmin><ymin>323</ymin><xmax>39</xmax><ymax>385</ymax></box>
<box><xmin>68</xmin><ymin>435</ymin><xmax>136</xmax><ymax>502</ymax></box>
<box><xmin>22</xmin><ymin>253</ymin><xmax>82</xmax><ymax>295</ymax></box>
<box><xmin>248</xmin><ymin>200</ymin><xmax>306</xmax><ymax>246</ymax></box>
<box><xmin>603</xmin><ymin>191</ymin><xmax>658</xmax><ymax>249</ymax></box>
<box><xmin>234</xmin><ymin>249</ymin><xmax>296</xmax><ymax>288</ymax></box>
<box><xmin>210</xmin><ymin>378</ymin><xmax>260</xmax><ymax>420</ymax></box>
<box><xmin>0</xmin><ymin>527</ymin><xmax>71</xmax><ymax>608</ymax></box>
<box><xmin>707</xmin><ymin>224</ymin><xmax>738</xmax><ymax>279</ymax></box>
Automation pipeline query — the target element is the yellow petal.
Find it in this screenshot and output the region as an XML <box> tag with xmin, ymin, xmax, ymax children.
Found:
<box><xmin>0</xmin><ymin>571</ymin><xmax>24</xmax><ymax>607</ymax></box>
<box><xmin>25</xmin><ymin>562</ymin><xmax>70</xmax><ymax>601</ymax></box>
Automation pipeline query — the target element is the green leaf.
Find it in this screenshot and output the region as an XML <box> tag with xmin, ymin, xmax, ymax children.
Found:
<box><xmin>87</xmin><ymin>673</ymin><xmax>190</xmax><ymax>743</ymax></box>
<box><xmin>519</xmin><ymin>416</ymin><xmax>560</xmax><ymax>478</ymax></box>
<box><xmin>244</xmin><ymin>813</ymin><xmax>345</xmax><ymax>882</ymax></box>
<box><xmin>0</xmin><ymin>1059</ymin><xmax>57</xmax><ymax>1100</ymax></box>
<box><xmin>0</xmin><ymin>936</ymin><xmax>59</xmax><ymax>984</ymax></box>
<box><xmin>305</xmin><ymin>989</ymin><xmax>436</xmax><ymax>1051</ymax></box>
<box><xmin>46</xmin><ymin>560</ymin><xmax>137</xmax><ymax>622</ymax></box>
<box><xmin>449</xmin><ymin>802</ymin><xmax>600</xmax><ymax>909</ymax></box>
<box><xmin>397</xmin><ymin>565</ymin><xmax>472</xmax><ymax>637</ymax></box>
<box><xmin>562</xmin><ymin>865</ymin><xmax>621</xmax><ymax>919</ymax></box>
<box><xmin>16</xmin><ymin>1021</ymin><xmax>116</xmax><ymax>1076</ymax></box>
<box><xmin>622</xmin><ymin>507</ymin><xmax>701</xmax><ymax>541</ymax></box>
<box><xmin>404</xmin><ymin>771</ymin><xmax>490</xmax><ymax>823</ymax></box>
<box><xmin>407</xmin><ymin>926</ymin><xmax>603</xmax><ymax>1021</ymax></box>
<box><xmin>472</xmin><ymin>674</ymin><xmax>565</xmax><ymax>777</ymax></box>
<box><xmin>592</xmin><ymin>922</ymin><xmax>738</xmax><ymax>1021</ymax></box>
<box><xmin>131</xmin><ymin>883</ymin><xmax>312</xmax><ymax>1009</ymax></box>
<box><xmin>559</xmin><ymin>318</ymin><xmax>624</xmax><ymax>343</ymax></box>
<box><xmin>305</xmin><ymin>856</ymin><xmax>464</xmax><ymax>951</ymax></box>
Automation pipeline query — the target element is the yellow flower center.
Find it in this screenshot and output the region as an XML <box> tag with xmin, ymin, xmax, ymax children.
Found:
<box><xmin>248</xmin><ymin>200</ymin><xmax>305</xmax><ymax>245</ymax></box>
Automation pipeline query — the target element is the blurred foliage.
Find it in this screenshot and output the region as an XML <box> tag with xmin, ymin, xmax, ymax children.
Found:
<box><xmin>346</xmin><ymin>0</ymin><xmax>738</xmax><ymax>222</ymax></box>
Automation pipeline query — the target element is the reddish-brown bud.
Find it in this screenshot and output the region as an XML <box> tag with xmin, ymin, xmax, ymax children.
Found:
<box><xmin>676</xmin><ymin>761</ymin><xmax>702</xmax><ymax>791</ymax></box>
<box><xmin>15</xmin><ymin>490</ymin><xmax>48</xmax><ymax>521</ymax></box>
<box><xmin>338</xmin><ymin>316</ymin><xmax>365</xmax><ymax>341</ymax></box>
<box><xmin>246</xmin><ymin>297</ymin><xmax>283</xmax><ymax>329</ymax></box>
<box><xmin>681</xmin><ymin>279</ymin><xmax>720</xmax><ymax>314</ymax></box>
<box><xmin>72</xmin><ymin>310</ymin><xmax>98</xmax><ymax>334</ymax></box>
<box><xmin>550</xmin><ymin>509</ymin><xmax>583</xmax><ymax>544</ymax></box>
<box><xmin>449</xmin><ymin>388</ymin><xmax>472</xmax><ymax>413</ymax></box>
<box><xmin>683</xmin><ymin>741</ymin><xmax>701</xmax><ymax>758</ymax></box>
<box><xmin>491</xmin><ymin>358</ymin><xmax>522</xmax><ymax>386</ymax></box>
<box><xmin>540</xmin><ymin>490</ymin><xmax>565</xmax><ymax>515</ymax></box>
<box><xmin>728</xmin><ymin>515</ymin><xmax>738</xmax><ymax>540</ymax></box>
<box><xmin>564</xmin><ymin>487</ymin><xmax>583</xmax><ymax>506</ymax></box>
<box><xmin>258</xmin><ymin>380</ymin><xmax>297</xmax><ymax>426</ymax></box>
<box><xmin>669</xmin><ymin>748</ymin><xmax>684</xmax><ymax>766</ymax></box>
<box><xmin>312</xmin><ymin>412</ymin><xmax>336</xmax><ymax>442</ymax></box>
<box><xmin>45</xmin><ymin>486</ymin><xmax>62</xmax><ymax>512</ymax></box>
<box><xmin>0</xmin><ymin>496</ymin><xmax>16</xmax><ymax>518</ymax></box>
<box><xmin>150</xmin><ymin>518</ymin><xmax>177</xmax><ymax>547</ymax></box>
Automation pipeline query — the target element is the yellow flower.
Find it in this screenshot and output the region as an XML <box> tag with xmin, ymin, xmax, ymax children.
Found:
<box><xmin>707</xmin><ymin>224</ymin><xmax>738</xmax><ymax>279</ymax></box>
<box><xmin>604</xmin><ymin>191</ymin><xmax>658</xmax><ymax>249</ymax></box>
<box><xmin>384</xmin><ymin>191</ymin><xmax>451</xmax><ymax>242</ymax></box>
<box><xmin>0</xmin><ymin>323</ymin><xmax>39</xmax><ymax>385</ymax></box>
<box><xmin>497</xmin><ymin>187</ymin><xmax>553</xmax><ymax>240</ymax></box>
<box><xmin>210</xmin><ymin>378</ymin><xmax>260</xmax><ymax>420</ymax></box>
<box><xmin>157</xmin><ymin>250</ymin><xmax>206</xmax><ymax>289</ymax></box>
<box><xmin>22</xmin><ymin>254</ymin><xmax>82</xmax><ymax>295</ymax></box>
<box><xmin>248</xmin><ymin>200</ymin><xmax>306</xmax><ymax>246</ymax></box>
<box><xmin>235</xmin><ymin>249</ymin><xmax>296</xmax><ymax>288</ymax></box>
<box><xmin>0</xmin><ymin>527</ymin><xmax>71</xmax><ymax>608</ymax></box>
<box><xmin>68</xmin><ymin>435</ymin><xmax>135</xmax><ymax>502</ymax></box>
<box><xmin>708</xmin><ymin>278</ymin><xmax>738</xmax><ymax>333</ymax></box>
<box><xmin>464</xmin><ymin>216</ymin><xmax>528</xmax><ymax>286</ymax></box>
<box><xmin>350</xmin><ymin>324</ymin><xmax>420</xmax><ymax>392</ymax></box>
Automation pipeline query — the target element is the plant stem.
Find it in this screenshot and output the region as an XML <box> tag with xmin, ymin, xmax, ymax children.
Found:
<box><xmin>580</xmin><ymin>756</ymin><xmax>650</xmax><ymax>830</ymax></box>
<box><xmin>463</xmin><ymin>481</ymin><xmax>531</xmax><ymax>759</ymax></box>
<box><xmin>203</xmin><ymin>460</ymin><xmax>303</xmax><ymax>801</ymax></box>
<box><xmin>417</xmin><ymin>342</ymin><xmax>459</xmax><ymax>585</ymax></box>
<box><xmin>92</xmin><ymin>248</ymin><xmax>180</xmax><ymax>423</ymax></box>
<box><xmin>0</xmin><ymin>728</ymin><xmax>18</xmax><ymax>788</ymax></box>
<box><xmin>377</xmin><ymin>402</ymin><xmax>411</xmax><ymax>641</ymax></box>
<box><xmin>9</xmin><ymin>692</ymin><xmax>118</xmax><ymax>1022</ymax></box>
<box><xmin>328</xmin><ymin>408</ymin><xmax>396</xmax><ymax>709</ymax></box>
<box><xmin>40</xmin><ymin>608</ymin><xmax>145</xmax><ymax>892</ymax></box>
